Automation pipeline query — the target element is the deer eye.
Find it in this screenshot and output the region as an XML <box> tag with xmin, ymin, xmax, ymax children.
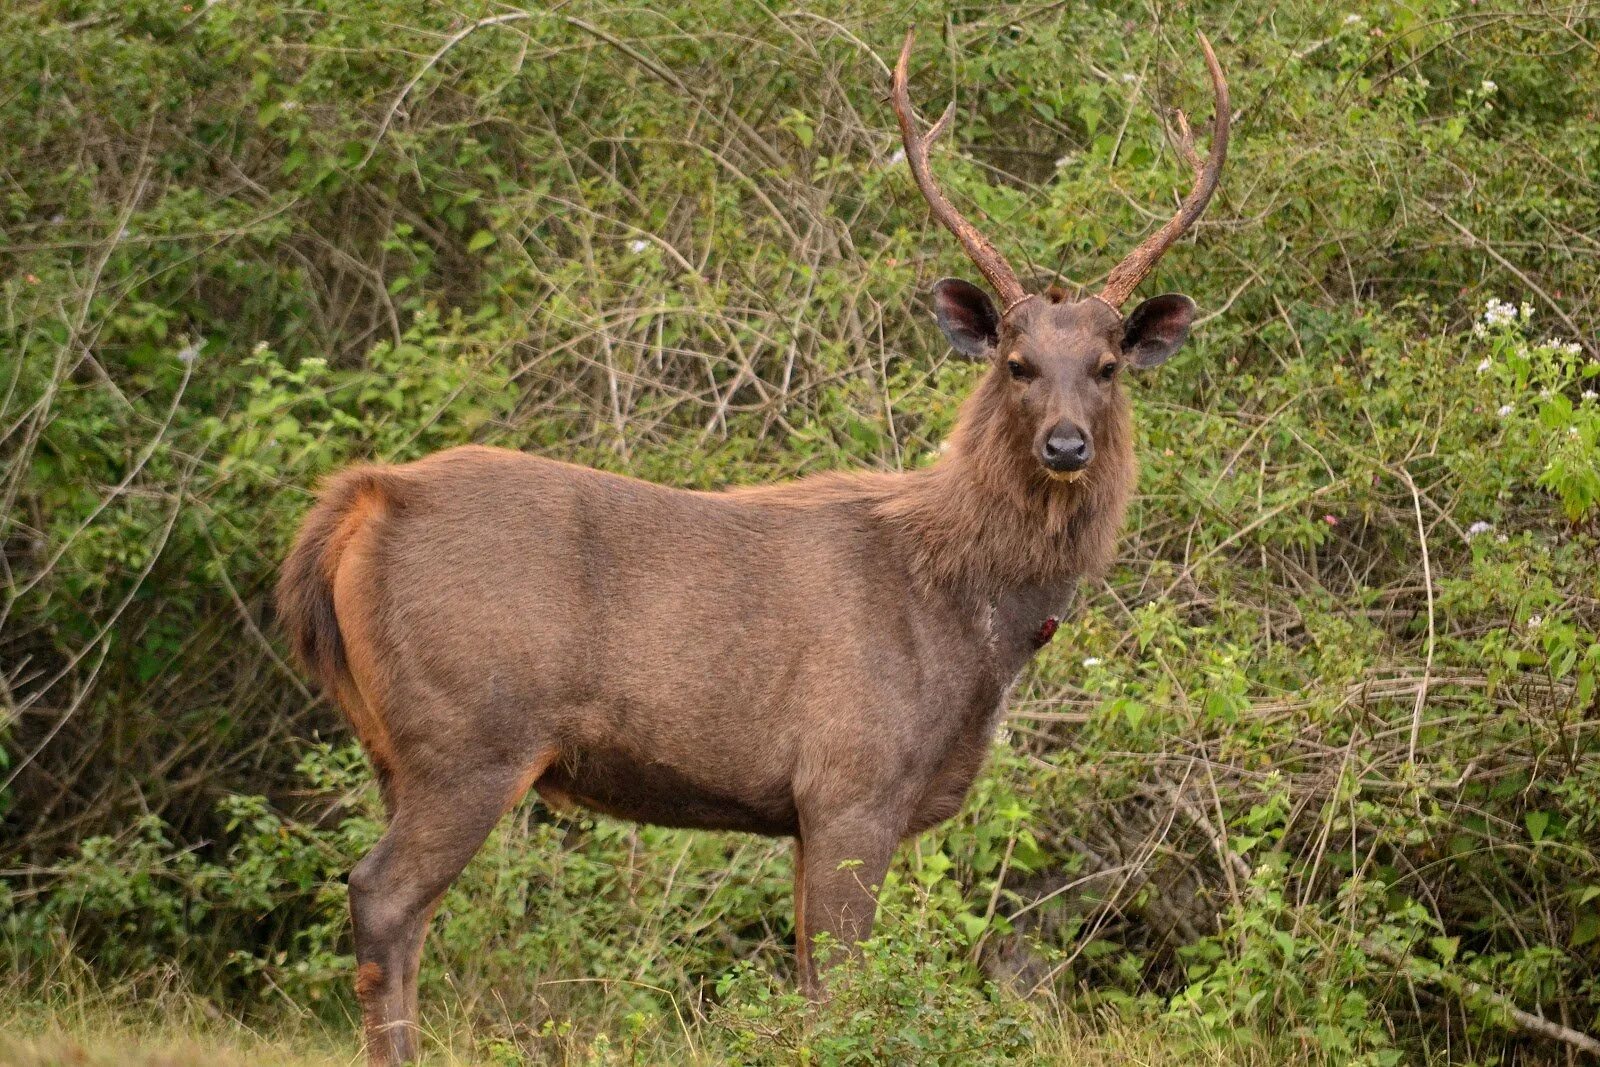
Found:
<box><xmin>1006</xmin><ymin>358</ymin><xmax>1031</xmax><ymax>380</ymax></box>
<box><xmin>1098</xmin><ymin>361</ymin><xmax>1119</xmax><ymax>381</ymax></box>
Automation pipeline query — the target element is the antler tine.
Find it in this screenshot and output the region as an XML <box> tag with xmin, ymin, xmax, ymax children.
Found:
<box><xmin>892</xmin><ymin>30</ymin><xmax>1029</xmax><ymax>313</ymax></box>
<box><xmin>1097</xmin><ymin>31</ymin><xmax>1230</xmax><ymax>310</ymax></box>
<box><xmin>1172</xmin><ymin>110</ymin><xmax>1202</xmax><ymax>175</ymax></box>
<box><xmin>926</xmin><ymin>99</ymin><xmax>956</xmax><ymax>146</ymax></box>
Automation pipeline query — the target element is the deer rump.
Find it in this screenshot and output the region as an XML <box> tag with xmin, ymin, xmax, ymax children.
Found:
<box><xmin>279</xmin><ymin>444</ymin><xmax>1028</xmax><ymax>840</ymax></box>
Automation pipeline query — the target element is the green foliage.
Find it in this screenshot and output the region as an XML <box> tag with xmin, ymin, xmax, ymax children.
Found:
<box><xmin>714</xmin><ymin>927</ymin><xmax>1033</xmax><ymax>1066</ymax></box>
<box><xmin>3</xmin><ymin>0</ymin><xmax>1599</xmax><ymax>1063</ymax></box>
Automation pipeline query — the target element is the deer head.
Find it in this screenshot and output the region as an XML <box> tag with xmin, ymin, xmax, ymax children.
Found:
<box><xmin>893</xmin><ymin>30</ymin><xmax>1229</xmax><ymax>482</ymax></box>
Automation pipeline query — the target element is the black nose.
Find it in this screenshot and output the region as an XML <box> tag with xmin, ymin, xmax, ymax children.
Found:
<box><xmin>1041</xmin><ymin>430</ymin><xmax>1092</xmax><ymax>472</ymax></box>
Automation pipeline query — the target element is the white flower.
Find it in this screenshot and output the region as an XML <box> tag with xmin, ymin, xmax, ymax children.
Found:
<box><xmin>627</xmin><ymin>239</ymin><xmax>649</xmax><ymax>253</ymax></box>
<box><xmin>1538</xmin><ymin>387</ymin><xmax>1552</xmax><ymax>399</ymax></box>
<box><xmin>252</xmin><ymin>340</ymin><xmax>269</xmax><ymax>354</ymax></box>
<box><xmin>1120</xmin><ymin>72</ymin><xmax>1138</xmax><ymax>83</ymax></box>
<box><xmin>1343</xmin><ymin>13</ymin><xmax>1364</xmax><ymax>25</ymax></box>
<box><xmin>1480</xmin><ymin>79</ymin><xmax>1497</xmax><ymax>94</ymax></box>
<box><xmin>1495</xmin><ymin>534</ymin><xmax>1509</xmax><ymax>544</ymax></box>
<box><xmin>1476</xmin><ymin>358</ymin><xmax>1492</xmax><ymax>374</ymax></box>
<box><xmin>282</xmin><ymin>100</ymin><xmax>300</xmax><ymax>112</ymax></box>
<box><xmin>1082</xmin><ymin>657</ymin><xmax>1102</xmax><ymax>668</ymax></box>
<box><xmin>1481</xmin><ymin>298</ymin><xmax>1520</xmax><ymax>327</ymax></box>
<box><xmin>1497</xmin><ymin>404</ymin><xmax>1514</xmax><ymax>417</ymax></box>
<box><xmin>1583</xmin><ymin>389</ymin><xmax>1598</xmax><ymax>401</ymax></box>
<box><xmin>1466</xmin><ymin>521</ymin><xmax>1494</xmax><ymax>538</ymax></box>
<box><xmin>176</xmin><ymin>338</ymin><xmax>205</xmax><ymax>364</ymax></box>
<box><xmin>1537</xmin><ymin>338</ymin><xmax>1579</xmax><ymax>355</ymax></box>
<box><xmin>887</xmin><ymin>147</ymin><xmax>906</xmax><ymax>167</ymax></box>
<box><xmin>1571</xmin><ymin>427</ymin><xmax>1581</xmax><ymax>437</ymax></box>
<box><xmin>1527</xmin><ymin>614</ymin><xmax>1543</xmax><ymax>629</ymax></box>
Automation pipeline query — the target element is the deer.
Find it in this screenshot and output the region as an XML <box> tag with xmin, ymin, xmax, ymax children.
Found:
<box><xmin>276</xmin><ymin>29</ymin><xmax>1228</xmax><ymax>1065</ymax></box>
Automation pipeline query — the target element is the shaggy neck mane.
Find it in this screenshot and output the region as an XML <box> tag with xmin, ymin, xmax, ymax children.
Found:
<box><xmin>874</xmin><ymin>373</ymin><xmax>1134</xmax><ymax>599</ymax></box>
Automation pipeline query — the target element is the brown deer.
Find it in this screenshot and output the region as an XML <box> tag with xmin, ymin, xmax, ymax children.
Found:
<box><xmin>277</xmin><ymin>29</ymin><xmax>1227</xmax><ymax>1065</ymax></box>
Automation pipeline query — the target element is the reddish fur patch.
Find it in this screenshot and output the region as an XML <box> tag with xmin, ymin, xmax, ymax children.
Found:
<box><xmin>330</xmin><ymin>487</ymin><xmax>402</xmax><ymax>787</ymax></box>
<box><xmin>355</xmin><ymin>961</ymin><xmax>389</xmax><ymax>1061</ymax></box>
<box><xmin>322</xmin><ymin>488</ymin><xmax>383</xmax><ymax>584</ymax></box>
<box><xmin>505</xmin><ymin>747</ymin><xmax>562</xmax><ymax>816</ymax></box>
<box><xmin>355</xmin><ymin>960</ymin><xmax>386</xmax><ymax>1000</ymax></box>
<box><xmin>533</xmin><ymin>781</ymin><xmax>577</xmax><ymax>813</ymax></box>
<box><xmin>793</xmin><ymin>839</ymin><xmax>812</xmax><ymax>989</ymax></box>
<box><xmin>278</xmin><ymin>469</ymin><xmax>408</xmax><ymax>799</ymax></box>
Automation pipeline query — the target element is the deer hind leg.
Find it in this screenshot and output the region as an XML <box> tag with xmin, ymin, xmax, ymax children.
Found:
<box><xmin>349</xmin><ymin>744</ymin><xmax>560</xmax><ymax>1066</ymax></box>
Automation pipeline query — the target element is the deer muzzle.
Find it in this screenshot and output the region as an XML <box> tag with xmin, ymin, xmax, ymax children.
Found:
<box><xmin>1040</xmin><ymin>423</ymin><xmax>1093</xmax><ymax>478</ymax></box>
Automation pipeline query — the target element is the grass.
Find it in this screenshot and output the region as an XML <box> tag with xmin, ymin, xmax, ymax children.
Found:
<box><xmin>0</xmin><ymin>1028</ymin><xmax>347</xmax><ymax>1067</ymax></box>
<box><xmin>0</xmin><ymin>979</ymin><xmax>1313</xmax><ymax>1066</ymax></box>
<box><xmin>0</xmin><ymin>994</ymin><xmax>354</xmax><ymax>1067</ymax></box>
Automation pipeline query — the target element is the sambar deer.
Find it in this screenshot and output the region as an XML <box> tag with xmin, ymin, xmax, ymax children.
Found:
<box><xmin>278</xmin><ymin>29</ymin><xmax>1228</xmax><ymax>1065</ymax></box>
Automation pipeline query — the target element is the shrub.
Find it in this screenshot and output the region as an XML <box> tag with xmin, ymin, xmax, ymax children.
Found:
<box><xmin>3</xmin><ymin>1</ymin><xmax>1598</xmax><ymax>1062</ymax></box>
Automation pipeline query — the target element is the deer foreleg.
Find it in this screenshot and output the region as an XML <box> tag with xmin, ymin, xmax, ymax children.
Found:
<box><xmin>794</xmin><ymin>809</ymin><xmax>899</xmax><ymax>996</ymax></box>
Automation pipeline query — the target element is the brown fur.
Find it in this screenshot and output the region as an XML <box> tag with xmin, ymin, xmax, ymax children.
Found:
<box><xmin>296</xmin><ymin>33</ymin><xmax>1220</xmax><ymax>1061</ymax></box>
<box><xmin>354</xmin><ymin>961</ymin><xmax>387</xmax><ymax>1047</ymax></box>
<box><xmin>327</xmin><ymin>483</ymin><xmax>401</xmax><ymax>791</ymax></box>
<box><xmin>278</xmin><ymin>468</ymin><xmax>404</xmax><ymax>788</ymax></box>
<box><xmin>277</xmin><ymin>295</ymin><xmax>1171</xmax><ymax>1065</ymax></box>
<box><xmin>504</xmin><ymin>746</ymin><xmax>562</xmax><ymax>817</ymax></box>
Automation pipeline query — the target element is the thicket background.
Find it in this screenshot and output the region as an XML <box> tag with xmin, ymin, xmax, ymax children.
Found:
<box><xmin>2</xmin><ymin>1</ymin><xmax>1598</xmax><ymax>1064</ymax></box>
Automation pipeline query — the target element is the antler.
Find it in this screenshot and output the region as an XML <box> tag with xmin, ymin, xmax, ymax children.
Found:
<box><xmin>1097</xmin><ymin>31</ymin><xmax>1229</xmax><ymax>309</ymax></box>
<box><xmin>891</xmin><ymin>30</ymin><xmax>1029</xmax><ymax>314</ymax></box>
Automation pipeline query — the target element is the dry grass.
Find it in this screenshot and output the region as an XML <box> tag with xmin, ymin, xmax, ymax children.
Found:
<box><xmin>0</xmin><ymin>1001</ymin><xmax>355</xmax><ymax>1067</ymax></box>
<box><xmin>0</xmin><ymin>976</ymin><xmax>1312</xmax><ymax>1067</ymax></box>
<box><xmin>0</xmin><ymin>1012</ymin><xmax>1304</xmax><ymax>1067</ymax></box>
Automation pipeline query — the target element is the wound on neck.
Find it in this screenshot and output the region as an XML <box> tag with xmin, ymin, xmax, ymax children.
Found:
<box><xmin>1033</xmin><ymin>615</ymin><xmax>1060</xmax><ymax>649</ymax></box>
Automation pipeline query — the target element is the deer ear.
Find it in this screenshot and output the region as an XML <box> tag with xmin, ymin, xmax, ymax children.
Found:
<box><xmin>1122</xmin><ymin>293</ymin><xmax>1196</xmax><ymax>368</ymax></box>
<box><xmin>931</xmin><ymin>278</ymin><xmax>1000</xmax><ymax>360</ymax></box>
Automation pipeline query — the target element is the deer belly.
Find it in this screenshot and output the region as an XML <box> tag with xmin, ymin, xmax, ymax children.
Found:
<box><xmin>537</xmin><ymin>750</ymin><xmax>799</xmax><ymax>837</ymax></box>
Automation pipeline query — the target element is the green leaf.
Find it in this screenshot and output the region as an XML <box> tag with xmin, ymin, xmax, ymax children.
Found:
<box><xmin>1078</xmin><ymin>102</ymin><xmax>1104</xmax><ymax>137</ymax></box>
<box><xmin>1121</xmin><ymin>699</ymin><xmax>1148</xmax><ymax>731</ymax></box>
<box><xmin>1525</xmin><ymin>811</ymin><xmax>1551</xmax><ymax>842</ymax></box>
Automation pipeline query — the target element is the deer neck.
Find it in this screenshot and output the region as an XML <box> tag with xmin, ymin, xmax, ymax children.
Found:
<box><xmin>876</xmin><ymin>376</ymin><xmax>1134</xmax><ymax>603</ymax></box>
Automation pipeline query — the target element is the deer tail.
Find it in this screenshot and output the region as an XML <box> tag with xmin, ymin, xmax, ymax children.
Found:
<box><xmin>276</xmin><ymin>466</ymin><xmax>398</xmax><ymax>704</ymax></box>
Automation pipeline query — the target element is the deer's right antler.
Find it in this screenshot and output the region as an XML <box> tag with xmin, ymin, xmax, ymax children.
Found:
<box><xmin>891</xmin><ymin>30</ymin><xmax>1030</xmax><ymax>315</ymax></box>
